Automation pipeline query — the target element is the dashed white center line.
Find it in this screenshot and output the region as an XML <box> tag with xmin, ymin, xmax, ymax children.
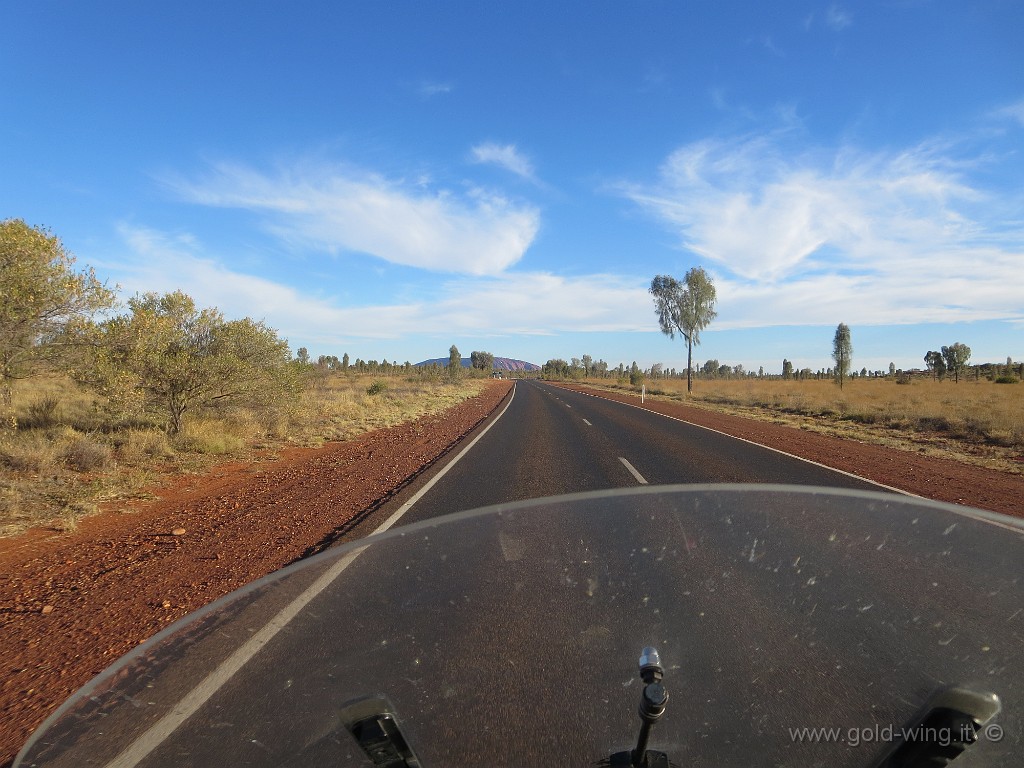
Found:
<box><xmin>619</xmin><ymin>457</ymin><xmax>648</xmax><ymax>485</ymax></box>
<box><xmin>582</xmin><ymin>419</ymin><xmax>592</xmax><ymax>426</ymax></box>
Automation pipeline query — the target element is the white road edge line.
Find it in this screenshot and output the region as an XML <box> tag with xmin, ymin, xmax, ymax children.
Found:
<box><xmin>545</xmin><ymin>382</ymin><xmax>1021</xmax><ymax>535</ymax></box>
<box><xmin>619</xmin><ymin>457</ymin><xmax>649</xmax><ymax>485</ymax></box>
<box><xmin>105</xmin><ymin>382</ymin><xmax>519</xmax><ymax>768</ymax></box>
<box><xmin>570</xmin><ymin>385</ymin><xmax>914</xmax><ymax>498</ymax></box>
<box><xmin>582</xmin><ymin>418</ymin><xmax>592</xmax><ymax>426</ymax></box>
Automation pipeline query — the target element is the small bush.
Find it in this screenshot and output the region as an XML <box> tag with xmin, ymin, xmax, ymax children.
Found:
<box><xmin>848</xmin><ymin>411</ymin><xmax>879</xmax><ymax>425</ymax></box>
<box><xmin>60</xmin><ymin>436</ymin><xmax>112</xmax><ymax>472</ymax></box>
<box><xmin>0</xmin><ymin>484</ymin><xmax>21</xmax><ymax>521</ymax></box>
<box><xmin>366</xmin><ymin>380</ymin><xmax>388</xmax><ymax>396</ymax></box>
<box><xmin>176</xmin><ymin>420</ymin><xmax>246</xmax><ymax>455</ymax></box>
<box><xmin>0</xmin><ymin>432</ymin><xmax>58</xmax><ymax>473</ymax></box>
<box><xmin>121</xmin><ymin>429</ymin><xmax>174</xmax><ymax>462</ymax></box>
<box><xmin>994</xmin><ymin>375</ymin><xmax>1019</xmax><ymax>384</ymax></box>
<box><xmin>919</xmin><ymin>415</ymin><xmax>953</xmax><ymax>433</ymax></box>
<box><xmin>25</xmin><ymin>396</ymin><xmax>61</xmax><ymax>429</ymax></box>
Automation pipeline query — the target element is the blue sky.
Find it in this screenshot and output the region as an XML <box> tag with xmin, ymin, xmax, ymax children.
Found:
<box><xmin>3</xmin><ymin>1</ymin><xmax>1022</xmax><ymax>373</ymax></box>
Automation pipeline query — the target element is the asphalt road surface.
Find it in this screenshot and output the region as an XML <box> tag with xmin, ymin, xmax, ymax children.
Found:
<box><xmin>392</xmin><ymin>380</ymin><xmax>883</xmax><ymax>527</ymax></box>
<box><xmin>19</xmin><ymin>381</ymin><xmax>1023</xmax><ymax>768</ymax></box>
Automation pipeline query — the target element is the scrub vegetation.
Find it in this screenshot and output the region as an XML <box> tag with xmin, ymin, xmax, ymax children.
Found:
<box><xmin>588</xmin><ymin>376</ymin><xmax>1024</xmax><ymax>470</ymax></box>
<box><xmin>0</xmin><ymin>219</ymin><xmax>487</xmax><ymax>535</ymax></box>
<box><xmin>0</xmin><ymin>371</ymin><xmax>484</xmax><ymax>536</ymax></box>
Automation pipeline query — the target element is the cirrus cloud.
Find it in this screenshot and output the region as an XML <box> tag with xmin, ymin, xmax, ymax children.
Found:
<box><xmin>619</xmin><ymin>131</ymin><xmax>1023</xmax><ymax>328</ymax></box>
<box><xmin>470</xmin><ymin>142</ymin><xmax>538</xmax><ymax>182</ymax></box>
<box><xmin>110</xmin><ymin>224</ymin><xmax>651</xmax><ymax>345</ymax></box>
<box><xmin>164</xmin><ymin>161</ymin><xmax>540</xmax><ymax>276</ymax></box>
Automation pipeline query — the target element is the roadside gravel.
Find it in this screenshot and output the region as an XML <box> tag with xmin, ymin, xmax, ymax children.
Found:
<box><xmin>2</xmin><ymin>377</ymin><xmax>1021</xmax><ymax>766</ymax></box>
<box><xmin>0</xmin><ymin>380</ymin><xmax>513</xmax><ymax>767</ymax></box>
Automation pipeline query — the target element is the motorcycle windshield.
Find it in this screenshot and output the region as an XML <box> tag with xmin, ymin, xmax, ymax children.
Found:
<box><xmin>15</xmin><ymin>485</ymin><xmax>1024</xmax><ymax>768</ymax></box>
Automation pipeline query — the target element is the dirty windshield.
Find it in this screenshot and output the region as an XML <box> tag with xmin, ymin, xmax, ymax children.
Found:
<box><xmin>16</xmin><ymin>486</ymin><xmax>1022</xmax><ymax>767</ymax></box>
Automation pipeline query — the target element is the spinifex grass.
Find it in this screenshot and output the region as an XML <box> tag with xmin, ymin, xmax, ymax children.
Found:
<box><xmin>0</xmin><ymin>373</ymin><xmax>486</xmax><ymax>535</ymax></box>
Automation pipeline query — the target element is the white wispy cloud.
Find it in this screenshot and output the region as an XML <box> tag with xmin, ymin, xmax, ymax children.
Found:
<box><xmin>417</xmin><ymin>81</ymin><xmax>452</xmax><ymax>99</ymax></box>
<box><xmin>992</xmin><ymin>98</ymin><xmax>1024</xmax><ymax>127</ymax></box>
<box><xmin>165</xmin><ymin>162</ymin><xmax>540</xmax><ymax>276</ymax></box>
<box><xmin>825</xmin><ymin>4</ymin><xmax>852</xmax><ymax>31</ymax></box>
<box><xmin>112</xmin><ymin>225</ymin><xmax>347</xmax><ymax>333</ymax></box>
<box><xmin>111</xmin><ymin>224</ymin><xmax>651</xmax><ymax>343</ymax></box>
<box><xmin>470</xmin><ymin>142</ymin><xmax>538</xmax><ymax>182</ymax></box>
<box><xmin>761</xmin><ymin>35</ymin><xmax>785</xmax><ymax>57</ymax></box>
<box><xmin>620</xmin><ymin>132</ymin><xmax>1024</xmax><ymax>328</ymax></box>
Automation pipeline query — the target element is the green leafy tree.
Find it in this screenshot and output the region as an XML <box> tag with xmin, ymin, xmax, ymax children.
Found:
<box><xmin>924</xmin><ymin>350</ymin><xmax>946</xmax><ymax>380</ymax></box>
<box><xmin>650</xmin><ymin>268</ymin><xmax>718</xmax><ymax>393</ymax></box>
<box><xmin>832</xmin><ymin>323</ymin><xmax>853</xmax><ymax>389</ymax></box>
<box><xmin>629</xmin><ymin>361</ymin><xmax>644</xmax><ymax>386</ymax></box>
<box><xmin>470</xmin><ymin>350</ymin><xmax>495</xmax><ymax>370</ymax></box>
<box><xmin>542</xmin><ymin>358</ymin><xmax>569</xmax><ymax>379</ymax></box>
<box><xmin>317</xmin><ymin>354</ymin><xmax>341</xmax><ymax>370</ymax></box>
<box><xmin>582</xmin><ymin>354</ymin><xmax>593</xmax><ymax>376</ymax></box>
<box><xmin>77</xmin><ymin>291</ymin><xmax>297</xmax><ymax>433</ymax></box>
<box><xmin>941</xmin><ymin>343</ymin><xmax>971</xmax><ymax>383</ymax></box>
<box><xmin>0</xmin><ymin>219</ymin><xmax>115</xmax><ymax>424</ymax></box>
<box><xmin>447</xmin><ymin>344</ymin><xmax>462</xmax><ymax>381</ymax></box>
<box><xmin>782</xmin><ymin>359</ymin><xmax>793</xmax><ymax>379</ymax></box>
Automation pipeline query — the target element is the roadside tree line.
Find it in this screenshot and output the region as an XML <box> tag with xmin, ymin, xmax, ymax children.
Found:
<box><xmin>542</xmin><ymin>267</ymin><xmax>1013</xmax><ymax>388</ymax></box>
<box><xmin>4</xmin><ymin>220</ymin><xmax>517</xmax><ymax>438</ymax></box>
<box><xmin>2</xmin><ymin>219</ymin><xmax>299</xmax><ymax>434</ymax></box>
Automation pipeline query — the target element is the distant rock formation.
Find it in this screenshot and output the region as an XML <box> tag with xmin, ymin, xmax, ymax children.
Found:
<box><xmin>415</xmin><ymin>356</ymin><xmax>540</xmax><ymax>371</ymax></box>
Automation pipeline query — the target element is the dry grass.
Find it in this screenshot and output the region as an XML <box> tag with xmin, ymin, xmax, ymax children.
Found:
<box><xmin>293</xmin><ymin>374</ymin><xmax>486</xmax><ymax>444</ymax></box>
<box><xmin>588</xmin><ymin>376</ymin><xmax>1024</xmax><ymax>472</ymax></box>
<box><xmin>0</xmin><ymin>373</ymin><xmax>487</xmax><ymax>536</ymax></box>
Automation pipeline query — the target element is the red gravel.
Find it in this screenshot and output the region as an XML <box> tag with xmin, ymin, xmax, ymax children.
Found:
<box><xmin>0</xmin><ymin>380</ymin><xmax>512</xmax><ymax>767</ymax></box>
<box><xmin>1</xmin><ymin>377</ymin><xmax>1020</xmax><ymax>766</ymax></box>
<box><xmin>556</xmin><ymin>382</ymin><xmax>1023</xmax><ymax>519</ymax></box>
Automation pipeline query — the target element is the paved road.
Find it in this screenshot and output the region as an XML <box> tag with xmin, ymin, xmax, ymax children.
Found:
<box><xmin>395</xmin><ymin>379</ymin><xmax>881</xmax><ymax>527</ymax></box>
<box><xmin>19</xmin><ymin>381</ymin><xmax>1023</xmax><ymax>768</ymax></box>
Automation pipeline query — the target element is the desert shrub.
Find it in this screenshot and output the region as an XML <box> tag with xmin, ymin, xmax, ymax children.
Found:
<box><xmin>25</xmin><ymin>396</ymin><xmax>61</xmax><ymax>429</ymax></box>
<box><xmin>994</xmin><ymin>375</ymin><xmax>1019</xmax><ymax>384</ymax></box>
<box><xmin>120</xmin><ymin>429</ymin><xmax>174</xmax><ymax>462</ymax></box>
<box><xmin>175</xmin><ymin>419</ymin><xmax>246</xmax><ymax>455</ymax></box>
<box><xmin>60</xmin><ymin>435</ymin><xmax>111</xmax><ymax>472</ymax></box>
<box><xmin>0</xmin><ymin>431</ymin><xmax>59</xmax><ymax>473</ymax></box>
<box><xmin>919</xmin><ymin>415</ymin><xmax>953</xmax><ymax>432</ymax></box>
<box><xmin>366</xmin><ymin>380</ymin><xmax>388</xmax><ymax>396</ymax></box>
<box><xmin>0</xmin><ymin>483</ymin><xmax>21</xmax><ymax>521</ymax></box>
<box><xmin>847</xmin><ymin>410</ymin><xmax>879</xmax><ymax>424</ymax></box>
<box><xmin>77</xmin><ymin>291</ymin><xmax>298</xmax><ymax>434</ymax></box>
